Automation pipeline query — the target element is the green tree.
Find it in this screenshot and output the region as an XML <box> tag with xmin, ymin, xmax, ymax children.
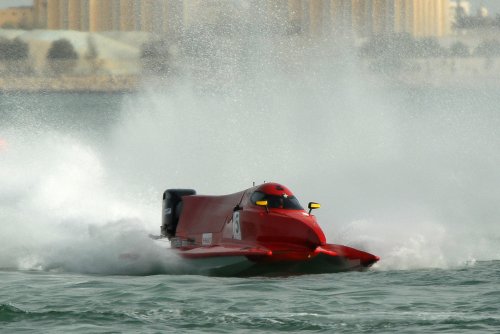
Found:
<box><xmin>0</xmin><ymin>37</ymin><xmax>31</xmax><ymax>75</ymax></box>
<box><xmin>47</xmin><ymin>38</ymin><xmax>78</xmax><ymax>60</ymax></box>
<box><xmin>359</xmin><ymin>33</ymin><xmax>417</xmax><ymax>59</ymax></box>
<box><xmin>140</xmin><ymin>39</ymin><xmax>170</xmax><ymax>75</ymax></box>
<box><xmin>474</xmin><ymin>39</ymin><xmax>500</xmax><ymax>57</ymax></box>
<box><xmin>46</xmin><ymin>38</ymin><xmax>79</xmax><ymax>75</ymax></box>
<box><xmin>414</xmin><ymin>38</ymin><xmax>444</xmax><ymax>57</ymax></box>
<box><xmin>0</xmin><ymin>37</ymin><xmax>29</xmax><ymax>60</ymax></box>
<box><xmin>359</xmin><ymin>33</ymin><xmax>417</xmax><ymax>74</ymax></box>
<box><xmin>449</xmin><ymin>42</ymin><xmax>470</xmax><ymax>57</ymax></box>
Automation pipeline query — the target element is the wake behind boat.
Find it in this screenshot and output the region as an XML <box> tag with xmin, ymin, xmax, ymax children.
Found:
<box><xmin>157</xmin><ymin>182</ymin><xmax>379</xmax><ymax>276</ymax></box>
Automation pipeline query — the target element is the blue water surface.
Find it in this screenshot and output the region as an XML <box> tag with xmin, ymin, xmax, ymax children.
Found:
<box><xmin>1</xmin><ymin>261</ymin><xmax>500</xmax><ymax>333</ymax></box>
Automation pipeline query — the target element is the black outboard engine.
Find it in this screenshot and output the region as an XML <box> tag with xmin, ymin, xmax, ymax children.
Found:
<box><xmin>161</xmin><ymin>189</ymin><xmax>196</xmax><ymax>239</ymax></box>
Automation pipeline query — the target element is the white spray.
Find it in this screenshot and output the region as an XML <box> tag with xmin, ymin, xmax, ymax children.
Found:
<box><xmin>1</xmin><ymin>5</ymin><xmax>500</xmax><ymax>273</ymax></box>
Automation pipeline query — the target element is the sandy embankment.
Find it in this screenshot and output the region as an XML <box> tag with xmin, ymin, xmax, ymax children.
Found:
<box><xmin>0</xmin><ymin>75</ymin><xmax>140</xmax><ymax>93</ymax></box>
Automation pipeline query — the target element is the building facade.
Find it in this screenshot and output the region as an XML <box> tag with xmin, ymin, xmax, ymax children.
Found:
<box><xmin>291</xmin><ymin>0</ymin><xmax>451</xmax><ymax>38</ymax></box>
<box><xmin>33</xmin><ymin>0</ymin><xmax>185</xmax><ymax>35</ymax></box>
<box><xmin>31</xmin><ymin>0</ymin><xmax>450</xmax><ymax>38</ymax></box>
<box><xmin>0</xmin><ymin>6</ymin><xmax>34</xmax><ymax>29</ymax></box>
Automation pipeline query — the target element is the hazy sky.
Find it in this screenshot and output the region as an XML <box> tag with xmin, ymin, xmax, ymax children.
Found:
<box><xmin>0</xmin><ymin>0</ymin><xmax>499</xmax><ymax>15</ymax></box>
<box><xmin>0</xmin><ymin>0</ymin><xmax>32</xmax><ymax>8</ymax></box>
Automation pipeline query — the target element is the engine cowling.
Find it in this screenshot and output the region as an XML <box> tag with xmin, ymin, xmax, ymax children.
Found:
<box><xmin>161</xmin><ymin>189</ymin><xmax>196</xmax><ymax>239</ymax></box>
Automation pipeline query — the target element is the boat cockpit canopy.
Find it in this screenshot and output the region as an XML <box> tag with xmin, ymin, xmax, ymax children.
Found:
<box><xmin>251</xmin><ymin>191</ymin><xmax>303</xmax><ymax>210</ymax></box>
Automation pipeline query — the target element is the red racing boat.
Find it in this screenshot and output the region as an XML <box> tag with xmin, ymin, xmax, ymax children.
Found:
<box><xmin>159</xmin><ymin>182</ymin><xmax>379</xmax><ymax>276</ymax></box>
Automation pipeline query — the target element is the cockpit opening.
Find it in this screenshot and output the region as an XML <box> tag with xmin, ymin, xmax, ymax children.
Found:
<box><xmin>251</xmin><ymin>191</ymin><xmax>303</xmax><ymax>210</ymax></box>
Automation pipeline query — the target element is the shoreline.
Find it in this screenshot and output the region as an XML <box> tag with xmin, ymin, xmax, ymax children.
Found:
<box><xmin>0</xmin><ymin>75</ymin><xmax>140</xmax><ymax>93</ymax></box>
<box><xmin>1</xmin><ymin>71</ymin><xmax>499</xmax><ymax>93</ymax></box>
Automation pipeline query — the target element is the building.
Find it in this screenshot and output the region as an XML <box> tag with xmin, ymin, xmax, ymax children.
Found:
<box><xmin>33</xmin><ymin>0</ymin><xmax>185</xmax><ymax>35</ymax></box>
<box><xmin>30</xmin><ymin>0</ymin><xmax>450</xmax><ymax>39</ymax></box>
<box><xmin>394</xmin><ymin>0</ymin><xmax>450</xmax><ymax>37</ymax></box>
<box><xmin>295</xmin><ymin>0</ymin><xmax>451</xmax><ymax>38</ymax></box>
<box><xmin>0</xmin><ymin>6</ymin><xmax>34</xmax><ymax>29</ymax></box>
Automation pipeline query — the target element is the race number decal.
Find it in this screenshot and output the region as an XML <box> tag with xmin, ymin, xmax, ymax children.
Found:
<box><xmin>202</xmin><ymin>233</ymin><xmax>213</xmax><ymax>246</ymax></box>
<box><xmin>232</xmin><ymin>211</ymin><xmax>242</xmax><ymax>240</ymax></box>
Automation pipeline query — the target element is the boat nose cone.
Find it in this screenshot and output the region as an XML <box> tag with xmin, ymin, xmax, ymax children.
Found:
<box><xmin>279</xmin><ymin>211</ymin><xmax>327</xmax><ymax>245</ymax></box>
<box><xmin>305</xmin><ymin>223</ymin><xmax>326</xmax><ymax>246</ymax></box>
<box><xmin>287</xmin><ymin>215</ymin><xmax>326</xmax><ymax>247</ymax></box>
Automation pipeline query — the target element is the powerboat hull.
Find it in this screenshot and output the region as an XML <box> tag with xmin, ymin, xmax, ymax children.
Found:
<box><xmin>160</xmin><ymin>183</ymin><xmax>379</xmax><ymax>276</ymax></box>
<box><xmin>171</xmin><ymin>242</ymin><xmax>378</xmax><ymax>276</ymax></box>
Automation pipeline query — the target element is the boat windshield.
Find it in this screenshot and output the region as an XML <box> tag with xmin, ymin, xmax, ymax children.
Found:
<box><xmin>251</xmin><ymin>191</ymin><xmax>303</xmax><ymax>210</ymax></box>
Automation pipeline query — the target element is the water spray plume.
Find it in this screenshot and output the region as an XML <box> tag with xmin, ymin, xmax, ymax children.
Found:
<box><xmin>1</xmin><ymin>3</ymin><xmax>500</xmax><ymax>273</ymax></box>
<box><xmin>0</xmin><ymin>138</ymin><xmax>7</xmax><ymax>151</ymax></box>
